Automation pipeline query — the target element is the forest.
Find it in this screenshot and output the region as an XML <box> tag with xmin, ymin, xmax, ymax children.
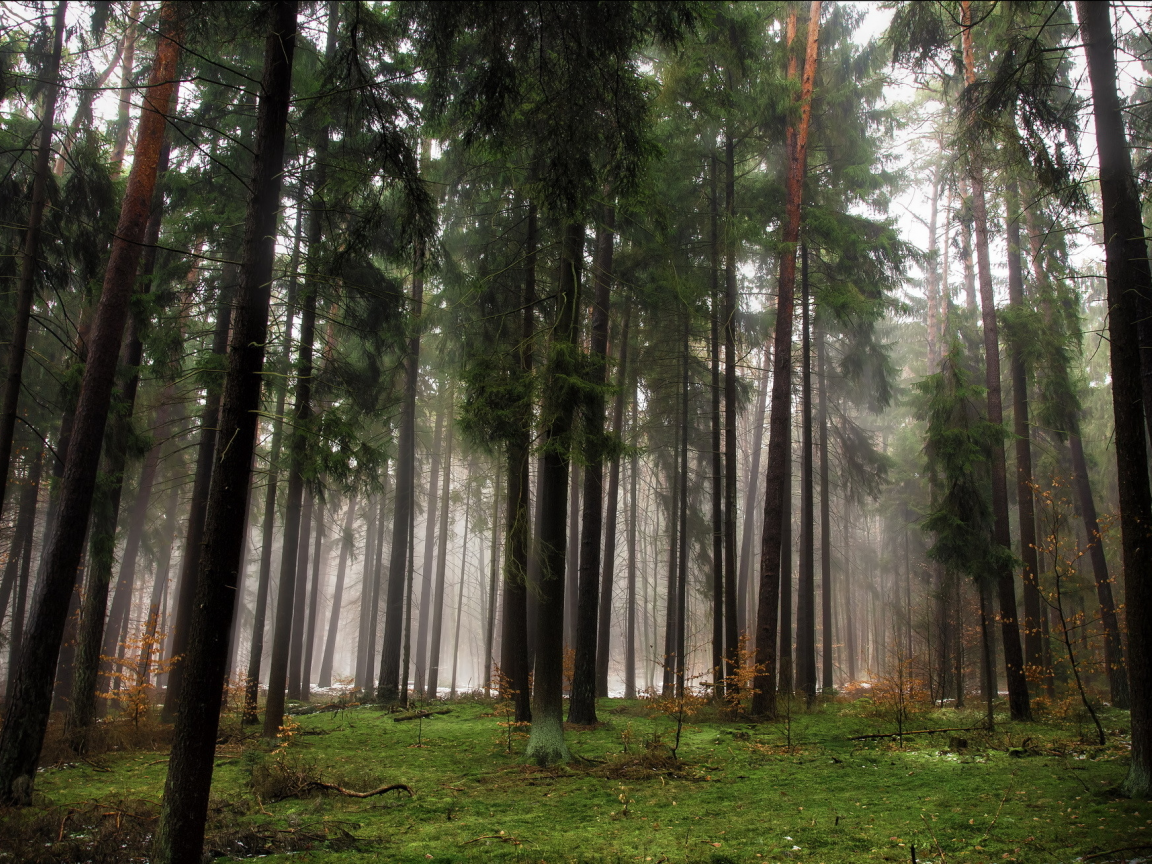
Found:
<box><xmin>0</xmin><ymin>0</ymin><xmax>1149</xmax><ymax>861</ymax></box>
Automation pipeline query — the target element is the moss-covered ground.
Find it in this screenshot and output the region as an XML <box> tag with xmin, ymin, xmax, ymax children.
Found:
<box><xmin>2</xmin><ymin>695</ymin><xmax>1147</xmax><ymax>863</ymax></box>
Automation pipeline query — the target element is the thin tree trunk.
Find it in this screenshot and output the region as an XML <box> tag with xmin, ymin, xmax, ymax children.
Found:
<box><xmin>961</xmin><ymin>0</ymin><xmax>1031</xmax><ymax>721</ymax></box>
<box><xmin>243</xmin><ymin>209</ymin><xmax>301</xmax><ymax>723</ymax></box>
<box><xmin>710</xmin><ymin>152</ymin><xmax>725</xmax><ymax>695</ymax></box>
<box><xmin>0</xmin><ymin>4</ymin><xmax>181</xmax><ymax>804</ymax></box>
<box><xmin>752</xmin><ymin>1</ymin><xmax>820</xmax><ymax>718</ymax></box>
<box><xmin>597</xmin><ymin>309</ymin><xmax>630</xmax><ymax>698</ymax></box>
<box><xmin>318</xmin><ymin>495</ymin><xmax>357</xmax><ymax>689</ymax></box>
<box><xmin>570</xmin><ymin>204</ymin><xmax>615</xmax><ymax>725</ymax></box>
<box><xmin>153</xmin><ymin>5</ymin><xmax>296</xmax><ymax>858</ymax></box>
<box><xmin>1079</xmin><ymin>0</ymin><xmax>1152</xmax><ymax>794</ymax></box>
<box><xmin>525</xmin><ymin>221</ymin><xmax>584</xmax><ymax>766</ymax></box>
<box><xmin>625</xmin><ymin>388</ymin><xmax>639</xmax><ymax>699</ymax></box>
<box><xmin>1004</xmin><ymin>180</ymin><xmax>1045</xmax><ymax>690</ymax></box>
<box><xmin>738</xmin><ymin>361</ymin><xmax>770</xmax><ymax>638</ymax></box>
<box><xmin>415</xmin><ymin>407</ymin><xmax>446</xmax><ymax>698</ymax></box>
<box><xmin>301</xmin><ymin>497</ymin><xmax>325</xmax><ymax>698</ymax></box>
<box><xmin>287</xmin><ymin>491</ymin><xmax>314</xmax><ymax>700</ymax></box>
<box><xmin>355</xmin><ymin>495</ymin><xmax>379</xmax><ymax>690</ymax></box>
<box><xmin>723</xmin><ymin>132</ymin><xmax>741</xmax><ymax>689</ymax></box>
<box><xmin>163</xmin><ymin>271</ymin><xmax>237</xmax><ymax>722</ymax></box>
<box><xmin>500</xmin><ymin>197</ymin><xmax>536</xmax><ymax>721</ymax></box>
<box><xmin>450</xmin><ymin>471</ymin><xmax>472</xmax><ymax>698</ymax></box>
<box><xmin>379</xmin><ymin>224</ymin><xmax>427</xmax><ymax>704</ymax></box>
<box><xmin>675</xmin><ymin>309</ymin><xmax>690</xmax><ymax>696</ymax></box>
<box><xmin>365</xmin><ymin>477</ymin><xmax>389</xmax><ymax>686</ymax></box>
<box><xmin>0</xmin><ymin>0</ymin><xmax>65</xmax><ymax>525</ymax></box>
<box><xmin>797</xmin><ymin>245</ymin><xmax>816</xmax><ymax>701</ymax></box>
<box><xmin>2</xmin><ymin>451</ymin><xmax>43</xmax><ymax>702</ymax></box>
<box><xmin>427</xmin><ymin>419</ymin><xmax>454</xmax><ymax>698</ymax></box>
<box><xmin>484</xmin><ymin>466</ymin><xmax>502</xmax><ymax>694</ymax></box>
<box><xmin>136</xmin><ymin>479</ymin><xmax>180</xmax><ymax>691</ymax></box>
<box><xmin>662</xmin><ymin>420</ymin><xmax>681</xmax><ymax>697</ymax></box>
<box><xmin>108</xmin><ymin>0</ymin><xmax>141</xmax><ymax>177</ymax></box>
<box><xmin>818</xmin><ymin>318</ymin><xmax>833</xmax><ymax>692</ymax></box>
<box><xmin>565</xmin><ymin>461</ymin><xmax>581</xmax><ymax>650</ymax></box>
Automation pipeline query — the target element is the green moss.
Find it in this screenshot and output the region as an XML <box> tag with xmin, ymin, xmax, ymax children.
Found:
<box><xmin>11</xmin><ymin>698</ymin><xmax>1147</xmax><ymax>863</ymax></box>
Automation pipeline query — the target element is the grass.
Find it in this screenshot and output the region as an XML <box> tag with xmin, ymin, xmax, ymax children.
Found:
<box><xmin>1</xmin><ymin>694</ymin><xmax>1146</xmax><ymax>863</ymax></box>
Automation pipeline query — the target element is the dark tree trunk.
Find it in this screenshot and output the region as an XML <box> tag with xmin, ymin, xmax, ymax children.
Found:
<box><xmin>0</xmin><ymin>0</ymin><xmax>65</xmax><ymax>523</ymax></box>
<box><xmin>961</xmin><ymin>0</ymin><xmax>1031</xmax><ymax>722</ymax></box>
<box><xmin>818</xmin><ymin>320</ymin><xmax>832</xmax><ymax>692</ymax></box>
<box><xmin>500</xmin><ymin>198</ymin><xmax>536</xmax><ymax>721</ymax></box>
<box><xmin>525</xmin><ymin>222</ymin><xmax>584</xmax><ymax>766</ymax></box>
<box><xmin>1004</xmin><ymin>181</ymin><xmax>1045</xmax><ymax>690</ymax></box>
<box><xmin>242</xmin><ymin>212</ymin><xmax>300</xmax><ymax>723</ymax></box>
<box><xmin>675</xmin><ymin>310</ymin><xmax>690</xmax><ymax>696</ymax></box>
<box><xmin>597</xmin><ymin>308</ymin><xmax>630</xmax><ymax>698</ymax></box>
<box><xmin>365</xmin><ymin>478</ymin><xmax>389</xmax><ymax>686</ymax></box>
<box><xmin>565</xmin><ymin>461</ymin><xmax>581</xmax><ymax>650</ymax></box>
<box><xmin>355</xmin><ymin>495</ymin><xmax>379</xmax><ymax>690</ymax></box>
<box><xmin>136</xmin><ymin>480</ymin><xmax>180</xmax><ymax>692</ymax></box>
<box><xmin>318</xmin><ymin>495</ymin><xmax>357</xmax><ymax>688</ymax></box>
<box><xmin>2</xmin><ymin>451</ymin><xmax>43</xmax><ymax>701</ymax></box>
<box><xmin>484</xmin><ymin>466</ymin><xmax>502</xmax><ymax>693</ymax></box>
<box><xmin>301</xmin><ymin>497</ymin><xmax>325</xmax><ymax>699</ymax></box>
<box><xmin>0</xmin><ymin>4</ymin><xmax>182</xmax><ymax>804</ymax></box>
<box><xmin>1079</xmin><ymin>0</ymin><xmax>1152</xmax><ymax>794</ymax></box>
<box><xmin>624</xmin><ymin>389</ymin><xmax>639</xmax><ymax>699</ymax></box>
<box><xmin>153</xmin><ymin>5</ymin><xmax>296</xmax><ymax>858</ymax></box>
<box><xmin>68</xmin><ymin>106</ymin><xmax>177</xmax><ymax>741</ymax></box>
<box><xmin>570</xmin><ymin>205</ymin><xmax>615</xmax><ymax>725</ymax></box>
<box><xmin>738</xmin><ymin>362</ymin><xmax>769</xmax><ymax>638</ymax></box>
<box><xmin>710</xmin><ymin>152</ymin><xmax>725</xmax><ymax>694</ymax></box>
<box><xmin>427</xmin><ymin>419</ymin><xmax>454</xmax><ymax>698</ymax></box>
<box><xmin>797</xmin><ymin>246</ymin><xmax>816</xmax><ymax>701</ymax></box>
<box><xmin>163</xmin><ymin>271</ymin><xmax>237</xmax><ymax>722</ymax></box>
<box><xmin>415</xmin><ymin>407</ymin><xmax>446</xmax><ymax>698</ymax></box>
<box><xmin>379</xmin><ymin>238</ymin><xmax>425</xmax><ymax>705</ymax></box>
<box><xmin>751</xmin><ymin>2</ymin><xmax>820</xmax><ymax>718</ymax></box>
<box><xmin>450</xmin><ymin>470</ymin><xmax>472</xmax><ymax>698</ymax></box>
<box><xmin>723</xmin><ymin>133</ymin><xmax>741</xmax><ymax>688</ymax></box>
<box><xmin>662</xmin><ymin>420</ymin><xmax>681</xmax><ymax>697</ymax></box>
<box><xmin>287</xmin><ymin>492</ymin><xmax>314</xmax><ymax>700</ymax></box>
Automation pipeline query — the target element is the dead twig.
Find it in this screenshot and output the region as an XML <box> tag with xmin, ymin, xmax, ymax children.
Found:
<box><xmin>848</xmin><ymin>726</ymin><xmax>980</xmax><ymax>741</ymax></box>
<box><xmin>1084</xmin><ymin>846</ymin><xmax>1152</xmax><ymax>861</ymax></box>
<box><xmin>920</xmin><ymin>812</ymin><xmax>946</xmax><ymax>862</ymax></box>
<box><xmin>464</xmin><ymin>833</ymin><xmax>521</xmax><ymax>845</ymax></box>
<box><xmin>393</xmin><ymin>709</ymin><xmax>452</xmax><ymax>722</ymax></box>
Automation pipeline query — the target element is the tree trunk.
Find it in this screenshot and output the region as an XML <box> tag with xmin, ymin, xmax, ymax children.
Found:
<box><xmin>450</xmin><ymin>469</ymin><xmax>473</xmax><ymax>698</ymax></box>
<box><xmin>0</xmin><ymin>0</ymin><xmax>65</xmax><ymax>525</ymax></box>
<box><xmin>961</xmin><ymin>0</ymin><xmax>1031</xmax><ymax>721</ymax></box>
<box><xmin>797</xmin><ymin>245</ymin><xmax>816</xmax><ymax>701</ymax></box>
<box><xmin>525</xmin><ymin>221</ymin><xmax>584</xmax><ymax>766</ymax></box>
<box><xmin>1004</xmin><ymin>181</ymin><xmax>1045</xmax><ymax>690</ymax></box>
<box><xmin>243</xmin><ymin>209</ymin><xmax>301</xmax><ymax>723</ymax></box>
<box><xmin>287</xmin><ymin>491</ymin><xmax>314</xmax><ymax>700</ymax></box>
<box><xmin>710</xmin><ymin>152</ymin><xmax>725</xmax><ymax>695</ymax></box>
<box><xmin>355</xmin><ymin>495</ymin><xmax>379</xmax><ymax>689</ymax></box>
<box><xmin>2</xmin><ymin>451</ymin><xmax>43</xmax><ymax>701</ymax></box>
<box><xmin>301</xmin><ymin>497</ymin><xmax>325</xmax><ymax>698</ymax></box>
<box><xmin>751</xmin><ymin>1</ymin><xmax>820</xmax><ymax>718</ymax></box>
<box><xmin>427</xmin><ymin>419</ymin><xmax>455</xmax><ymax>698</ymax></box>
<box><xmin>365</xmin><ymin>478</ymin><xmax>389</xmax><ymax>686</ymax></box>
<box><xmin>0</xmin><ymin>3</ymin><xmax>182</xmax><ymax>804</ymax></box>
<box><xmin>818</xmin><ymin>318</ymin><xmax>833</xmax><ymax>692</ymax></box>
<box><xmin>415</xmin><ymin>407</ymin><xmax>446</xmax><ymax>698</ymax></box>
<box><xmin>153</xmin><ymin>5</ymin><xmax>296</xmax><ymax>858</ymax></box>
<box><xmin>676</xmin><ymin>309</ymin><xmax>690</xmax><ymax>696</ymax></box>
<box><xmin>662</xmin><ymin>420</ymin><xmax>681</xmax><ymax>697</ymax></box>
<box><xmin>625</xmin><ymin>389</ymin><xmax>639</xmax><ymax>699</ymax></box>
<box><xmin>1078</xmin><ymin>0</ymin><xmax>1152</xmax><ymax>794</ymax></box>
<box><xmin>597</xmin><ymin>309</ymin><xmax>630</xmax><ymax>698</ymax></box>
<box><xmin>565</xmin><ymin>461</ymin><xmax>581</xmax><ymax>650</ymax></box>
<box><xmin>163</xmin><ymin>270</ymin><xmax>237</xmax><ymax>722</ymax></box>
<box><xmin>136</xmin><ymin>480</ymin><xmax>180</xmax><ymax>692</ymax></box>
<box><xmin>570</xmin><ymin>204</ymin><xmax>615</xmax><ymax>725</ymax></box>
<box><xmin>108</xmin><ymin>0</ymin><xmax>141</xmax><ymax>177</ymax></box>
<box><xmin>723</xmin><ymin>133</ymin><xmax>741</xmax><ymax>689</ymax></box>
<box><xmin>738</xmin><ymin>361</ymin><xmax>770</xmax><ymax>640</ymax></box>
<box><xmin>500</xmin><ymin>197</ymin><xmax>535</xmax><ymax>720</ymax></box>
<box><xmin>318</xmin><ymin>495</ymin><xmax>357</xmax><ymax>688</ymax></box>
<box><xmin>484</xmin><ymin>466</ymin><xmax>502</xmax><ymax>693</ymax></box>
<box><xmin>379</xmin><ymin>235</ymin><xmax>425</xmax><ymax>705</ymax></box>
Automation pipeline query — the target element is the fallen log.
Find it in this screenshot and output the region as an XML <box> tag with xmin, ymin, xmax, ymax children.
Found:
<box><xmin>848</xmin><ymin>726</ymin><xmax>982</xmax><ymax>741</ymax></box>
<box><xmin>393</xmin><ymin>709</ymin><xmax>452</xmax><ymax>722</ymax></box>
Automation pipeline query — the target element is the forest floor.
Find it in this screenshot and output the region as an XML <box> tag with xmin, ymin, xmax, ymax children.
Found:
<box><xmin>0</xmin><ymin>694</ymin><xmax>1145</xmax><ymax>863</ymax></box>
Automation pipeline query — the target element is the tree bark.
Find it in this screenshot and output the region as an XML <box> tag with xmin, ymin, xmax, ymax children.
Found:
<box><xmin>738</xmin><ymin>360</ymin><xmax>770</xmax><ymax>632</ymax></box>
<box><xmin>0</xmin><ymin>0</ymin><xmax>66</xmax><ymax>527</ymax></box>
<box><xmin>484</xmin><ymin>466</ymin><xmax>502</xmax><ymax>693</ymax></box>
<box><xmin>597</xmin><ymin>309</ymin><xmax>630</xmax><ymax>698</ymax></box>
<box><xmin>414</xmin><ymin>406</ymin><xmax>445</xmax><ymax>697</ymax></box>
<box><xmin>2</xmin><ymin>451</ymin><xmax>43</xmax><ymax>702</ymax></box>
<box><xmin>797</xmin><ymin>245</ymin><xmax>816</xmax><ymax>701</ymax></box>
<box><xmin>0</xmin><ymin>3</ymin><xmax>182</xmax><ymax>804</ymax></box>
<box><xmin>752</xmin><ymin>1</ymin><xmax>820</xmax><ymax>718</ymax></box>
<box><xmin>723</xmin><ymin>132</ymin><xmax>741</xmax><ymax>689</ymax></box>
<box><xmin>163</xmin><ymin>271</ymin><xmax>237</xmax><ymax>722</ymax></box>
<box><xmin>451</xmin><ymin>468</ymin><xmax>473</xmax><ymax>698</ymax></box>
<box><xmin>500</xmin><ymin>198</ymin><xmax>536</xmax><ymax>721</ymax></box>
<box><xmin>153</xmin><ymin>4</ymin><xmax>296</xmax><ymax>858</ymax></box>
<box><xmin>301</xmin><ymin>497</ymin><xmax>326</xmax><ymax>698</ymax></box>
<box><xmin>710</xmin><ymin>152</ymin><xmax>725</xmax><ymax>694</ymax></box>
<box><xmin>108</xmin><ymin>0</ymin><xmax>141</xmax><ymax>177</ymax></box>
<box><xmin>570</xmin><ymin>204</ymin><xmax>615</xmax><ymax>725</ymax></box>
<box><xmin>565</xmin><ymin>461</ymin><xmax>581</xmax><ymax>649</ymax></box>
<box><xmin>318</xmin><ymin>495</ymin><xmax>357</xmax><ymax>688</ymax></box>
<box><xmin>1078</xmin><ymin>0</ymin><xmax>1152</xmax><ymax>794</ymax></box>
<box><xmin>961</xmin><ymin>0</ymin><xmax>1031</xmax><ymax>722</ymax></box>
<box><xmin>525</xmin><ymin>221</ymin><xmax>584</xmax><ymax>766</ymax></box>
<box><xmin>427</xmin><ymin>419</ymin><xmax>455</xmax><ymax>697</ymax></box>
<box><xmin>287</xmin><ymin>491</ymin><xmax>314</xmax><ymax>700</ymax></box>
<box><xmin>625</xmin><ymin>388</ymin><xmax>639</xmax><ymax>699</ymax></box>
<box><xmin>818</xmin><ymin>317</ymin><xmax>833</xmax><ymax>692</ymax></box>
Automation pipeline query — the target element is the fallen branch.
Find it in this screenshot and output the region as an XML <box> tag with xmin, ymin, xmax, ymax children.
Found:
<box><xmin>848</xmin><ymin>726</ymin><xmax>979</xmax><ymax>741</ymax></box>
<box><xmin>306</xmin><ymin>781</ymin><xmax>412</xmax><ymax>799</ymax></box>
<box><xmin>394</xmin><ymin>709</ymin><xmax>452</xmax><ymax>722</ymax></box>
<box><xmin>1084</xmin><ymin>845</ymin><xmax>1152</xmax><ymax>861</ymax></box>
<box><xmin>465</xmin><ymin>833</ymin><xmax>521</xmax><ymax>845</ymax></box>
